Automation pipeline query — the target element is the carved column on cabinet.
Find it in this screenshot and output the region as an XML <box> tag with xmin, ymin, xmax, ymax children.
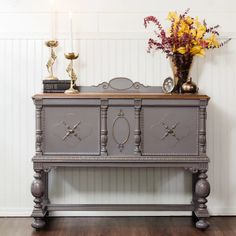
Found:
<box><xmin>195</xmin><ymin>168</ymin><xmax>210</xmax><ymax>229</ymax></box>
<box><xmin>199</xmin><ymin>101</ymin><xmax>207</xmax><ymax>155</ymax></box>
<box><xmin>34</xmin><ymin>99</ymin><xmax>43</xmax><ymax>156</ymax></box>
<box><xmin>134</xmin><ymin>99</ymin><xmax>141</xmax><ymax>155</ymax></box>
<box><xmin>101</xmin><ymin>99</ymin><xmax>108</xmax><ymax>156</ymax></box>
<box><xmin>31</xmin><ymin>169</ymin><xmax>46</xmax><ymax>230</ymax></box>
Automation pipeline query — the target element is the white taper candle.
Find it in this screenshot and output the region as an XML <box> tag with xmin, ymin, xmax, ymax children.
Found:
<box><xmin>69</xmin><ymin>11</ymin><xmax>73</xmax><ymax>52</ymax></box>
<box><xmin>50</xmin><ymin>0</ymin><xmax>56</xmax><ymax>39</ymax></box>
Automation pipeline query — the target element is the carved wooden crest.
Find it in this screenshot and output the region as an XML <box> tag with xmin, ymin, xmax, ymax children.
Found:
<box><xmin>79</xmin><ymin>77</ymin><xmax>162</xmax><ymax>93</ymax></box>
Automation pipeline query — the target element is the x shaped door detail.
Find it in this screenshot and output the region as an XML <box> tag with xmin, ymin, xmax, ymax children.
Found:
<box><xmin>62</xmin><ymin>121</ymin><xmax>81</xmax><ymax>141</ymax></box>
<box><xmin>161</xmin><ymin>121</ymin><xmax>179</xmax><ymax>141</ymax></box>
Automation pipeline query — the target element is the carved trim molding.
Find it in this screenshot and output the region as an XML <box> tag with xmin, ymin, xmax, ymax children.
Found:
<box><xmin>34</xmin><ymin>155</ymin><xmax>209</xmax><ymax>162</ymax></box>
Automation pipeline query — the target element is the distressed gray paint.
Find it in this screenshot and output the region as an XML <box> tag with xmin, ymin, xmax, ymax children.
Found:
<box><xmin>31</xmin><ymin>78</ymin><xmax>210</xmax><ymax>230</ymax></box>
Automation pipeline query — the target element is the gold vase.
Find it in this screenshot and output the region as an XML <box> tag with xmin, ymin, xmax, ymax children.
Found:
<box><xmin>170</xmin><ymin>53</ymin><xmax>193</xmax><ymax>93</ymax></box>
<box><xmin>181</xmin><ymin>77</ymin><xmax>198</xmax><ymax>94</ymax></box>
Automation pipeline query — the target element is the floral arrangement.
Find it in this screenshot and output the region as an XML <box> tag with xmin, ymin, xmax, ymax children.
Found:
<box><xmin>144</xmin><ymin>8</ymin><xmax>230</xmax><ymax>57</ymax></box>
<box><xmin>144</xmin><ymin>9</ymin><xmax>230</xmax><ymax>93</ymax></box>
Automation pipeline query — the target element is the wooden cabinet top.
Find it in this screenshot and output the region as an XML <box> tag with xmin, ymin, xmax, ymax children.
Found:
<box><xmin>33</xmin><ymin>93</ymin><xmax>209</xmax><ymax>100</ymax></box>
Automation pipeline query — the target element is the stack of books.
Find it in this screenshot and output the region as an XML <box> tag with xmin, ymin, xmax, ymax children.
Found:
<box><xmin>43</xmin><ymin>80</ymin><xmax>71</xmax><ymax>93</ymax></box>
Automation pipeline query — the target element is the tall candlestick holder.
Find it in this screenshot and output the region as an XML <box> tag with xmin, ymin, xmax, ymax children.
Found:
<box><xmin>64</xmin><ymin>52</ymin><xmax>79</xmax><ymax>94</ymax></box>
<box><xmin>45</xmin><ymin>40</ymin><xmax>59</xmax><ymax>80</ymax></box>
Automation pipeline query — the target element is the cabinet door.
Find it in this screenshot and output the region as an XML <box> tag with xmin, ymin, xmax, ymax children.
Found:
<box><xmin>142</xmin><ymin>107</ymin><xmax>199</xmax><ymax>155</ymax></box>
<box><xmin>43</xmin><ymin>106</ymin><xmax>100</xmax><ymax>155</ymax></box>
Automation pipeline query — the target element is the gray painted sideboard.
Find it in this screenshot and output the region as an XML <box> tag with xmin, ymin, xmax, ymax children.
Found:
<box><xmin>31</xmin><ymin>78</ymin><xmax>210</xmax><ymax>230</ymax></box>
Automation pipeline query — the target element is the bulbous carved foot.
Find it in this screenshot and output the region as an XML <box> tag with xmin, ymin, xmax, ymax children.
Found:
<box><xmin>31</xmin><ymin>217</ymin><xmax>46</xmax><ymax>230</ymax></box>
<box><xmin>194</xmin><ymin>169</ymin><xmax>210</xmax><ymax>230</ymax></box>
<box><xmin>196</xmin><ymin>218</ymin><xmax>209</xmax><ymax>230</ymax></box>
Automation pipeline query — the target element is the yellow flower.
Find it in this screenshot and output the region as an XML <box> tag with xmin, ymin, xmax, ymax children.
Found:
<box><xmin>193</xmin><ymin>16</ymin><xmax>206</xmax><ymax>39</ymax></box>
<box><xmin>190</xmin><ymin>46</ymin><xmax>205</xmax><ymax>56</ymax></box>
<box><xmin>185</xmin><ymin>16</ymin><xmax>193</xmax><ymax>25</ymax></box>
<box><xmin>194</xmin><ymin>17</ymin><xmax>201</xmax><ymax>27</ymax></box>
<box><xmin>190</xmin><ymin>29</ymin><xmax>197</xmax><ymax>37</ymax></box>
<box><xmin>180</xmin><ymin>21</ymin><xmax>190</xmax><ymax>33</ymax></box>
<box><xmin>167</xmin><ymin>11</ymin><xmax>179</xmax><ymax>21</ymax></box>
<box><xmin>206</xmin><ymin>34</ymin><xmax>220</xmax><ymax>48</ymax></box>
<box><xmin>174</xmin><ymin>20</ymin><xmax>190</xmax><ymax>37</ymax></box>
<box><xmin>177</xmin><ymin>47</ymin><xmax>186</xmax><ymax>54</ymax></box>
<box><xmin>196</xmin><ymin>25</ymin><xmax>206</xmax><ymax>39</ymax></box>
<box><xmin>191</xmin><ymin>39</ymin><xmax>198</xmax><ymax>45</ymax></box>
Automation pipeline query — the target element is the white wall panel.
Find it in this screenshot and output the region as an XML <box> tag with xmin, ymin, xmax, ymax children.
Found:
<box><xmin>0</xmin><ymin>12</ymin><xmax>235</xmax><ymax>38</ymax></box>
<box><xmin>1</xmin><ymin>0</ymin><xmax>236</xmax><ymax>13</ymax></box>
<box><xmin>0</xmin><ymin>0</ymin><xmax>236</xmax><ymax>216</ymax></box>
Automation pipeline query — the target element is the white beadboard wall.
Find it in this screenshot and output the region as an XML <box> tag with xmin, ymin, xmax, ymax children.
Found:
<box><xmin>0</xmin><ymin>0</ymin><xmax>236</xmax><ymax>216</ymax></box>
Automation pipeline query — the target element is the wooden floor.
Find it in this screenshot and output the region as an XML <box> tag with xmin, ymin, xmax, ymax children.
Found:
<box><xmin>0</xmin><ymin>217</ymin><xmax>236</xmax><ymax>236</ymax></box>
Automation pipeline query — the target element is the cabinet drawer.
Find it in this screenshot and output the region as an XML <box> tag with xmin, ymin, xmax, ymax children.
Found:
<box><xmin>142</xmin><ymin>107</ymin><xmax>199</xmax><ymax>155</ymax></box>
<box><xmin>43</xmin><ymin>106</ymin><xmax>100</xmax><ymax>155</ymax></box>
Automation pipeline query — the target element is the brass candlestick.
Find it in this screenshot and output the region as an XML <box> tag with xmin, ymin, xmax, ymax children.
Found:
<box><xmin>45</xmin><ymin>40</ymin><xmax>58</xmax><ymax>80</ymax></box>
<box><xmin>64</xmin><ymin>52</ymin><xmax>79</xmax><ymax>94</ymax></box>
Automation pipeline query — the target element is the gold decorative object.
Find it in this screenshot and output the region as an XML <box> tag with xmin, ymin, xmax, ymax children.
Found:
<box><xmin>181</xmin><ymin>77</ymin><xmax>198</xmax><ymax>94</ymax></box>
<box><xmin>45</xmin><ymin>40</ymin><xmax>58</xmax><ymax>80</ymax></box>
<box><xmin>64</xmin><ymin>52</ymin><xmax>79</xmax><ymax>94</ymax></box>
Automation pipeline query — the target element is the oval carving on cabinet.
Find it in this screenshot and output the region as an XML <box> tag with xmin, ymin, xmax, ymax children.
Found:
<box><xmin>109</xmin><ymin>77</ymin><xmax>133</xmax><ymax>90</ymax></box>
<box><xmin>112</xmin><ymin>110</ymin><xmax>130</xmax><ymax>152</ymax></box>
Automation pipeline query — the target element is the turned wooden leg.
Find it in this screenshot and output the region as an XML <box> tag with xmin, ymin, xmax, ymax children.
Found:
<box><xmin>194</xmin><ymin>169</ymin><xmax>210</xmax><ymax>230</ymax></box>
<box><xmin>31</xmin><ymin>170</ymin><xmax>46</xmax><ymax>230</ymax></box>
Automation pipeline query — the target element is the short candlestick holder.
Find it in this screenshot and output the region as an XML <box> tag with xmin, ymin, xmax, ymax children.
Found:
<box><xmin>45</xmin><ymin>40</ymin><xmax>59</xmax><ymax>80</ymax></box>
<box><xmin>64</xmin><ymin>52</ymin><xmax>79</xmax><ymax>94</ymax></box>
